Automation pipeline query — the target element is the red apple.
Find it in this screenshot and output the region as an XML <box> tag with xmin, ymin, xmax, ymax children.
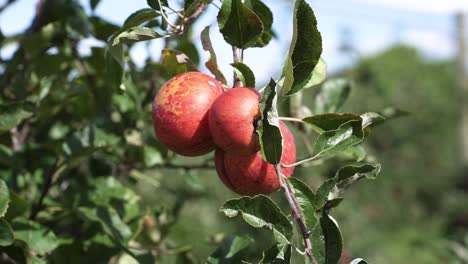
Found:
<box><xmin>209</xmin><ymin>87</ymin><xmax>261</xmax><ymax>155</ymax></box>
<box><xmin>152</xmin><ymin>72</ymin><xmax>224</xmax><ymax>156</ymax></box>
<box><xmin>215</xmin><ymin>121</ymin><xmax>296</xmax><ymax>196</ymax></box>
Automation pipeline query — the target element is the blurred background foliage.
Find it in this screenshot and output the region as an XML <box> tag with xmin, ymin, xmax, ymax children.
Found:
<box><xmin>0</xmin><ymin>0</ymin><xmax>467</xmax><ymax>263</ymax></box>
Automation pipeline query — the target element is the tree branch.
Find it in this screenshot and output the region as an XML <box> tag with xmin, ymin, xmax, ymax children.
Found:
<box><xmin>232</xmin><ymin>46</ymin><xmax>243</xmax><ymax>87</ymax></box>
<box><xmin>30</xmin><ymin>159</ymin><xmax>66</xmax><ymax>220</ymax></box>
<box><xmin>275</xmin><ymin>164</ymin><xmax>317</xmax><ymax>264</ymax></box>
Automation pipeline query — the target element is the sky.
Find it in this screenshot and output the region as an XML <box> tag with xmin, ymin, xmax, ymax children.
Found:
<box><xmin>0</xmin><ymin>0</ymin><xmax>467</xmax><ymax>84</ymax></box>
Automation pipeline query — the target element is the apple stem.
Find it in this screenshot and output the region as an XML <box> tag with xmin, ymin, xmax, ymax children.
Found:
<box><xmin>275</xmin><ymin>164</ymin><xmax>318</xmax><ymax>264</ymax></box>
<box><xmin>232</xmin><ymin>46</ymin><xmax>243</xmax><ymax>87</ymax></box>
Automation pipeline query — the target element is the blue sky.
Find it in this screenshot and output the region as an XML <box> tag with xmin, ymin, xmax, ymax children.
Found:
<box><xmin>0</xmin><ymin>0</ymin><xmax>466</xmax><ymax>84</ymax></box>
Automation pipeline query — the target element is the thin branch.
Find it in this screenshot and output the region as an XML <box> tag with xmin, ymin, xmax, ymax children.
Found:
<box><xmin>278</xmin><ymin>117</ymin><xmax>304</xmax><ymax>123</ymax></box>
<box><xmin>281</xmin><ymin>154</ymin><xmax>320</xmax><ymax>168</ymax></box>
<box><xmin>232</xmin><ymin>46</ymin><xmax>243</xmax><ymax>87</ymax></box>
<box><xmin>30</xmin><ymin>159</ymin><xmax>66</xmax><ymax>220</ymax></box>
<box><xmin>275</xmin><ymin>164</ymin><xmax>317</xmax><ymax>264</ymax></box>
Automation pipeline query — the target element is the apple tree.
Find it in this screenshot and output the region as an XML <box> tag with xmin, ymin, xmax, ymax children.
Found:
<box><xmin>0</xmin><ymin>0</ymin><xmax>401</xmax><ymax>263</ymax></box>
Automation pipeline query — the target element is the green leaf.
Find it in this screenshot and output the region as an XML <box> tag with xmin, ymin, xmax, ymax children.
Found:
<box><xmin>361</xmin><ymin>108</ymin><xmax>409</xmax><ymax>129</ymax></box>
<box><xmin>201</xmin><ymin>26</ymin><xmax>227</xmax><ymax>84</ymax></box>
<box><xmin>230</xmin><ymin>62</ymin><xmax>255</xmax><ymax>87</ymax></box>
<box><xmin>312</xmin><ymin>213</ymin><xmax>343</xmax><ymax>264</ymax></box>
<box><xmin>282</xmin><ymin>0</ymin><xmax>322</xmax><ymax>95</ymax></box>
<box><xmin>312</xmin><ymin>119</ymin><xmax>364</xmax><ymax>159</ymax></box>
<box><xmin>90</xmin><ymin>16</ymin><xmax>120</xmax><ymax>41</ymax></box>
<box><xmin>360</xmin><ymin>112</ymin><xmax>385</xmax><ymax>129</ymax></box>
<box><xmin>147</xmin><ymin>0</ymin><xmax>167</xmax><ymax>10</ymax></box>
<box><xmin>4</xmin><ymin>192</ymin><xmax>29</xmax><ymax>221</ymax></box>
<box><xmin>314</xmin><ymin>79</ymin><xmax>351</xmax><ymax>114</ymax></box>
<box><xmin>1</xmin><ymin>239</ymin><xmax>30</xmax><ymax>264</ymax></box>
<box><xmin>122</xmin><ymin>8</ymin><xmax>160</xmax><ymax>32</ymax></box>
<box><xmin>112</xmin><ymin>26</ymin><xmax>165</xmax><ymax>45</ymax></box>
<box><xmin>161</xmin><ymin>48</ymin><xmax>197</xmax><ymax>76</ymax></box>
<box><xmin>144</xmin><ymin>146</ymin><xmax>163</xmax><ymax>167</ymax></box>
<box><xmin>12</xmin><ymin>217</ymin><xmax>60</xmax><ymax>255</ymax></box>
<box><xmin>0</xmin><ymin>179</ymin><xmax>10</xmax><ymax>217</ymax></box>
<box><xmin>314</xmin><ymin>163</ymin><xmax>381</xmax><ymax>210</ymax></box>
<box><xmin>303</xmin><ymin>113</ymin><xmax>361</xmax><ymax>134</ymax></box>
<box><xmin>260</xmin><ymin>243</ymin><xmax>292</xmax><ymax>264</ymax></box>
<box><xmin>90</xmin><ymin>0</ymin><xmax>100</xmax><ymax>10</ymax></box>
<box><xmin>330</xmin><ymin>164</ymin><xmax>381</xmax><ymax>200</ymax></box>
<box><xmin>287</xmin><ymin>178</ymin><xmax>317</xmax><ymax>230</ymax></box>
<box><xmin>257</xmin><ymin>80</ymin><xmax>282</xmax><ymax>164</ymax></box>
<box><xmin>87</xmin><ymin>177</ymin><xmax>140</xmax><ymax>222</ymax></box>
<box><xmin>304</xmin><ymin>58</ymin><xmax>327</xmax><ymax>89</ymax></box>
<box><xmin>220</xmin><ymin>195</ymin><xmax>292</xmax><ymax>244</ymax></box>
<box><xmin>78</xmin><ymin>206</ymin><xmax>133</xmax><ymax>244</ymax></box>
<box><xmin>106</xmin><ymin>45</ymin><xmax>124</xmax><ymax>91</ymax></box>
<box><xmin>0</xmin><ymin>102</ymin><xmax>34</xmax><ymax>133</ymax></box>
<box><xmin>217</xmin><ymin>0</ymin><xmax>264</xmax><ymax>49</ymax></box>
<box><xmin>207</xmin><ymin>235</ymin><xmax>253</xmax><ymax>263</ymax></box>
<box><xmin>0</xmin><ymin>218</ymin><xmax>14</xmax><ymax>246</ymax></box>
<box><xmin>245</xmin><ymin>0</ymin><xmax>274</xmax><ymax>47</ymax></box>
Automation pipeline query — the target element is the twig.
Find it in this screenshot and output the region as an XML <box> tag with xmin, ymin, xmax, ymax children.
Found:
<box><xmin>275</xmin><ymin>164</ymin><xmax>317</xmax><ymax>264</ymax></box>
<box><xmin>30</xmin><ymin>159</ymin><xmax>66</xmax><ymax>220</ymax></box>
<box><xmin>281</xmin><ymin>154</ymin><xmax>320</xmax><ymax>168</ymax></box>
<box><xmin>278</xmin><ymin>117</ymin><xmax>304</xmax><ymax>123</ymax></box>
<box><xmin>232</xmin><ymin>46</ymin><xmax>243</xmax><ymax>87</ymax></box>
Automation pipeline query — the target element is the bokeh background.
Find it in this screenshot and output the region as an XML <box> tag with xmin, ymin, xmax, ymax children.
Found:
<box><xmin>1</xmin><ymin>0</ymin><xmax>468</xmax><ymax>263</ymax></box>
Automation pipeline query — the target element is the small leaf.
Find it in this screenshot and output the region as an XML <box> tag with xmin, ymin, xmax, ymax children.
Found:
<box><xmin>230</xmin><ymin>62</ymin><xmax>255</xmax><ymax>87</ymax></box>
<box><xmin>361</xmin><ymin>108</ymin><xmax>409</xmax><ymax>129</ymax></box>
<box><xmin>304</xmin><ymin>58</ymin><xmax>327</xmax><ymax>88</ymax></box>
<box><xmin>4</xmin><ymin>192</ymin><xmax>29</xmax><ymax>220</ymax></box>
<box><xmin>312</xmin><ymin>119</ymin><xmax>364</xmax><ymax>159</ymax></box>
<box><xmin>0</xmin><ymin>102</ymin><xmax>34</xmax><ymax>133</ymax></box>
<box><xmin>287</xmin><ymin>178</ymin><xmax>317</xmax><ymax>230</ymax></box>
<box><xmin>217</xmin><ymin>0</ymin><xmax>264</xmax><ymax>49</ymax></box>
<box><xmin>105</xmin><ymin>45</ymin><xmax>124</xmax><ymax>91</ymax></box>
<box><xmin>257</xmin><ymin>80</ymin><xmax>282</xmax><ymax>164</ymax></box>
<box><xmin>0</xmin><ymin>218</ymin><xmax>14</xmax><ymax>246</ymax></box>
<box><xmin>112</xmin><ymin>26</ymin><xmax>165</xmax><ymax>45</ymax></box>
<box><xmin>360</xmin><ymin>112</ymin><xmax>385</xmax><ymax>129</ymax></box>
<box><xmin>147</xmin><ymin>0</ymin><xmax>167</xmax><ymax>10</ymax></box>
<box><xmin>207</xmin><ymin>235</ymin><xmax>253</xmax><ymax>263</ymax></box>
<box><xmin>260</xmin><ymin>243</ymin><xmax>292</xmax><ymax>264</ymax></box>
<box><xmin>161</xmin><ymin>49</ymin><xmax>197</xmax><ymax>76</ymax></box>
<box><xmin>144</xmin><ymin>146</ymin><xmax>163</xmax><ymax>167</ymax></box>
<box><xmin>110</xmin><ymin>8</ymin><xmax>160</xmax><ymax>43</ymax></box>
<box><xmin>313</xmin><ymin>213</ymin><xmax>343</xmax><ymax>264</ymax></box>
<box><xmin>314</xmin><ymin>79</ymin><xmax>351</xmax><ymax>114</ymax></box>
<box><xmin>220</xmin><ymin>195</ymin><xmax>292</xmax><ymax>244</ymax></box>
<box><xmin>90</xmin><ymin>0</ymin><xmax>100</xmax><ymax>10</ymax></box>
<box><xmin>122</xmin><ymin>8</ymin><xmax>160</xmax><ymax>31</ymax></box>
<box><xmin>282</xmin><ymin>0</ymin><xmax>322</xmax><ymax>95</ymax></box>
<box><xmin>12</xmin><ymin>218</ymin><xmax>60</xmax><ymax>255</ymax></box>
<box><xmin>245</xmin><ymin>0</ymin><xmax>274</xmax><ymax>47</ymax></box>
<box><xmin>0</xmin><ymin>179</ymin><xmax>10</xmax><ymax>217</ymax></box>
<box><xmin>303</xmin><ymin>113</ymin><xmax>361</xmax><ymax>134</ymax></box>
<box><xmin>314</xmin><ymin>163</ymin><xmax>381</xmax><ymax>210</ymax></box>
<box><xmin>201</xmin><ymin>26</ymin><xmax>227</xmax><ymax>84</ymax></box>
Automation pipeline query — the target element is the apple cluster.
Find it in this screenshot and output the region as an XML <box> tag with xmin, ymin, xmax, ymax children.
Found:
<box><xmin>152</xmin><ymin>72</ymin><xmax>296</xmax><ymax>196</ymax></box>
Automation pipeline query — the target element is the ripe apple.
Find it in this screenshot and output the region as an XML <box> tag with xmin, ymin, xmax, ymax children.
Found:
<box><xmin>215</xmin><ymin>121</ymin><xmax>296</xmax><ymax>196</ymax></box>
<box><xmin>209</xmin><ymin>87</ymin><xmax>261</xmax><ymax>155</ymax></box>
<box><xmin>152</xmin><ymin>72</ymin><xmax>224</xmax><ymax>156</ymax></box>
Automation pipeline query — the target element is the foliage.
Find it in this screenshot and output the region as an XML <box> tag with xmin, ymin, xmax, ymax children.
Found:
<box><xmin>0</xmin><ymin>0</ymin><xmax>406</xmax><ymax>263</ymax></box>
